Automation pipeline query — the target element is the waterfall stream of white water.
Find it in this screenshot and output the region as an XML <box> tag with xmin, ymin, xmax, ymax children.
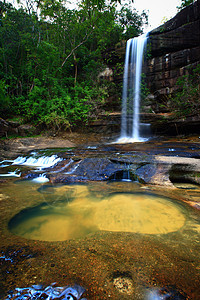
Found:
<box><xmin>0</xmin><ymin>152</ymin><xmax>63</xmax><ymax>179</ymax></box>
<box><xmin>118</xmin><ymin>33</ymin><xmax>149</xmax><ymax>143</ymax></box>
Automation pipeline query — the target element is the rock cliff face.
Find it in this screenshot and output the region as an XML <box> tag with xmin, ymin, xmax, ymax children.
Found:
<box><xmin>93</xmin><ymin>2</ymin><xmax>200</xmax><ymax>135</ymax></box>
<box><xmin>146</xmin><ymin>0</ymin><xmax>200</xmax><ymax>105</ymax></box>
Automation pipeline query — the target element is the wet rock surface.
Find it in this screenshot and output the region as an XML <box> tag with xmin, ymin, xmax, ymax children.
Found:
<box><xmin>0</xmin><ymin>208</ymin><xmax>199</xmax><ymax>299</ymax></box>
<box><xmin>34</xmin><ymin>136</ymin><xmax>200</xmax><ymax>187</ymax></box>
<box><xmin>0</xmin><ymin>136</ymin><xmax>75</xmax><ymax>160</ymax></box>
<box><xmin>0</xmin><ymin>135</ymin><xmax>200</xmax><ymax>299</ymax></box>
<box><xmin>4</xmin><ymin>283</ymin><xmax>87</xmax><ymax>300</ymax></box>
<box><xmin>135</xmin><ymin>163</ymin><xmax>173</xmax><ymax>186</ymax></box>
<box><xmin>1</xmin><ymin>135</ymin><xmax>200</xmax><ymax>187</ymax></box>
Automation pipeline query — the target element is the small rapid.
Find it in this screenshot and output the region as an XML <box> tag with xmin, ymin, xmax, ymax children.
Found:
<box><xmin>12</xmin><ymin>154</ymin><xmax>62</xmax><ymax>169</ymax></box>
<box><xmin>0</xmin><ymin>151</ymin><xmax>63</xmax><ymax>179</ymax></box>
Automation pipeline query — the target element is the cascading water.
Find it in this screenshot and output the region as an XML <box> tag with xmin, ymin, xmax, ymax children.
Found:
<box><xmin>118</xmin><ymin>33</ymin><xmax>149</xmax><ymax>143</ymax></box>
<box><xmin>0</xmin><ymin>152</ymin><xmax>63</xmax><ymax>179</ymax></box>
<box><xmin>12</xmin><ymin>153</ymin><xmax>62</xmax><ymax>169</ymax></box>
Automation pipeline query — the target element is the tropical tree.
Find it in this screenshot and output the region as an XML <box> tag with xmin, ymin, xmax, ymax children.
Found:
<box><xmin>0</xmin><ymin>0</ymin><xmax>148</xmax><ymax>131</ymax></box>
<box><xmin>117</xmin><ymin>5</ymin><xmax>148</xmax><ymax>40</ymax></box>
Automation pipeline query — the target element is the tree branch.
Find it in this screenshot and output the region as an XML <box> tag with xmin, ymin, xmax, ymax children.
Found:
<box><xmin>60</xmin><ymin>26</ymin><xmax>94</xmax><ymax>69</ymax></box>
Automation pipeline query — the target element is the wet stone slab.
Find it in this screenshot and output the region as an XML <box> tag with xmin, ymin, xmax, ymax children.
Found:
<box><xmin>0</xmin><ymin>179</ymin><xmax>199</xmax><ymax>299</ymax></box>
<box><xmin>0</xmin><ymin>136</ymin><xmax>200</xmax><ymax>299</ymax></box>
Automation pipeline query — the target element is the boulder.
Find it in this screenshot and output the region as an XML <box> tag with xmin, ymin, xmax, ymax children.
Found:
<box><xmin>18</xmin><ymin>124</ymin><xmax>37</xmax><ymax>137</ymax></box>
<box><xmin>135</xmin><ymin>163</ymin><xmax>173</xmax><ymax>186</ymax></box>
<box><xmin>0</xmin><ymin>118</ymin><xmax>37</xmax><ymax>138</ymax></box>
<box><xmin>0</xmin><ymin>118</ymin><xmax>9</xmax><ymax>137</ymax></box>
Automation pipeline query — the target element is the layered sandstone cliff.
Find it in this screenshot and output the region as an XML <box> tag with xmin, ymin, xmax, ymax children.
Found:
<box><xmin>146</xmin><ymin>0</ymin><xmax>200</xmax><ymax>105</ymax></box>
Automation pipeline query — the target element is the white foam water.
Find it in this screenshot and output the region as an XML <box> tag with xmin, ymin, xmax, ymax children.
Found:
<box><xmin>12</xmin><ymin>154</ymin><xmax>62</xmax><ymax>169</ymax></box>
<box><xmin>64</xmin><ymin>162</ymin><xmax>80</xmax><ymax>174</ymax></box>
<box><xmin>119</xmin><ymin>33</ymin><xmax>149</xmax><ymax>143</ymax></box>
<box><xmin>0</xmin><ymin>170</ymin><xmax>21</xmax><ymax>177</ymax></box>
<box><xmin>32</xmin><ymin>174</ymin><xmax>49</xmax><ymax>183</ymax></box>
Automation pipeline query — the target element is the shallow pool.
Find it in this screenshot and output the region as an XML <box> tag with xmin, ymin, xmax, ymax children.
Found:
<box><xmin>9</xmin><ymin>184</ymin><xmax>187</xmax><ymax>241</ymax></box>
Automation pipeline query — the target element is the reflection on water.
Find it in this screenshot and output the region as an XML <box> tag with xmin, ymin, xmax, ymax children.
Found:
<box><xmin>174</xmin><ymin>182</ymin><xmax>200</xmax><ymax>190</ymax></box>
<box><xmin>9</xmin><ymin>183</ymin><xmax>187</xmax><ymax>241</ymax></box>
<box><xmin>1</xmin><ymin>179</ymin><xmax>200</xmax><ymax>299</ymax></box>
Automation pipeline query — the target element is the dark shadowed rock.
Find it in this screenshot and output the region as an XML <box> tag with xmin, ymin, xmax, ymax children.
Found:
<box><xmin>51</xmin><ymin>157</ymin><xmax>126</xmax><ymax>182</ymax></box>
<box><xmin>18</xmin><ymin>124</ymin><xmax>37</xmax><ymax>137</ymax></box>
<box><xmin>0</xmin><ymin>118</ymin><xmax>9</xmax><ymax>137</ymax></box>
<box><xmin>136</xmin><ymin>163</ymin><xmax>173</xmax><ymax>186</ymax></box>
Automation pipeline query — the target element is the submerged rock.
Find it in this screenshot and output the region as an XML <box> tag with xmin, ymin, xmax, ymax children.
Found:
<box><xmin>146</xmin><ymin>285</ymin><xmax>187</xmax><ymax>299</ymax></box>
<box><xmin>4</xmin><ymin>283</ymin><xmax>87</xmax><ymax>300</ymax></box>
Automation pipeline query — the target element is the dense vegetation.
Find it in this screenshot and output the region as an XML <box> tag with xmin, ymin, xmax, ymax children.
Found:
<box><xmin>172</xmin><ymin>64</ymin><xmax>200</xmax><ymax>117</ymax></box>
<box><xmin>0</xmin><ymin>0</ymin><xmax>148</xmax><ymax>132</ymax></box>
<box><xmin>171</xmin><ymin>0</ymin><xmax>200</xmax><ymax>118</ymax></box>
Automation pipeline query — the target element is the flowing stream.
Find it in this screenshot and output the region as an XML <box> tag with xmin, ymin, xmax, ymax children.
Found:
<box><xmin>0</xmin><ymin>151</ymin><xmax>63</xmax><ymax>182</ymax></box>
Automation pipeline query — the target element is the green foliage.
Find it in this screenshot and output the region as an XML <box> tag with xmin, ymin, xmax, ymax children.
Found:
<box><xmin>0</xmin><ymin>80</ymin><xmax>11</xmax><ymax>115</ymax></box>
<box><xmin>172</xmin><ymin>64</ymin><xmax>200</xmax><ymax>117</ymax></box>
<box><xmin>13</xmin><ymin>78</ymin><xmax>109</xmax><ymax>130</ymax></box>
<box><xmin>0</xmin><ymin>0</ymin><xmax>148</xmax><ymax>132</ymax></box>
<box><xmin>145</xmin><ymin>41</ymin><xmax>152</xmax><ymax>59</ymax></box>
<box><xmin>118</xmin><ymin>5</ymin><xmax>148</xmax><ymax>40</ymax></box>
<box><xmin>140</xmin><ymin>73</ymin><xmax>150</xmax><ymax>101</ymax></box>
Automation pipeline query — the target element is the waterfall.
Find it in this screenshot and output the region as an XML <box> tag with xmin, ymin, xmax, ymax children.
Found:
<box><xmin>118</xmin><ymin>33</ymin><xmax>149</xmax><ymax>143</ymax></box>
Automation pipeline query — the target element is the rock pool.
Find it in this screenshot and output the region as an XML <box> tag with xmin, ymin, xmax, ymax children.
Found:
<box><xmin>0</xmin><ymin>136</ymin><xmax>200</xmax><ymax>299</ymax></box>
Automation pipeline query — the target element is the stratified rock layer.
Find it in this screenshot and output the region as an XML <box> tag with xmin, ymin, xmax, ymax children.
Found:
<box><xmin>147</xmin><ymin>0</ymin><xmax>200</xmax><ymax>100</ymax></box>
